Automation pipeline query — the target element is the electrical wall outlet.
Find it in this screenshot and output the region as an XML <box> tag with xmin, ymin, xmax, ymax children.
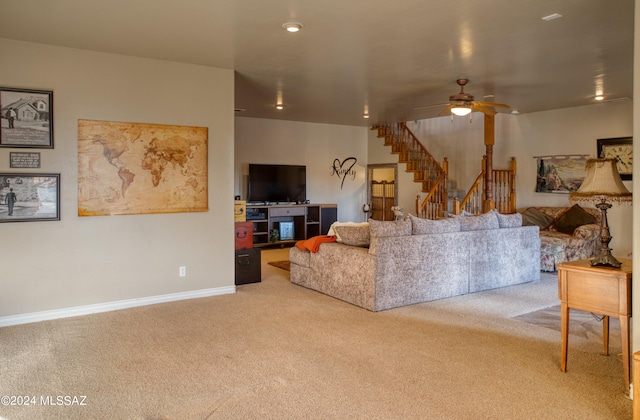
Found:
<box><xmin>179</xmin><ymin>266</ymin><xmax>187</xmax><ymax>277</ymax></box>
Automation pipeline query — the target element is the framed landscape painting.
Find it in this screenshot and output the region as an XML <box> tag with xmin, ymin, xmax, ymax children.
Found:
<box><xmin>0</xmin><ymin>173</ymin><xmax>60</xmax><ymax>222</ymax></box>
<box><xmin>535</xmin><ymin>156</ymin><xmax>587</xmax><ymax>193</ymax></box>
<box><xmin>0</xmin><ymin>87</ymin><xmax>53</xmax><ymax>148</ymax></box>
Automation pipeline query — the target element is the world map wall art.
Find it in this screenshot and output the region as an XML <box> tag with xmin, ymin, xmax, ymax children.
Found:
<box><xmin>78</xmin><ymin>119</ymin><xmax>208</xmax><ymax>216</ymax></box>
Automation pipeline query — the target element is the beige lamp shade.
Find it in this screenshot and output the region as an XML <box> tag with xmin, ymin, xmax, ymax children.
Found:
<box><xmin>569</xmin><ymin>158</ymin><xmax>632</xmax><ymax>204</ymax></box>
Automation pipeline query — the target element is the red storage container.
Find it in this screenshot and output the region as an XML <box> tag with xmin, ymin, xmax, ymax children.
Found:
<box><xmin>235</xmin><ymin>221</ymin><xmax>253</xmax><ymax>250</ymax></box>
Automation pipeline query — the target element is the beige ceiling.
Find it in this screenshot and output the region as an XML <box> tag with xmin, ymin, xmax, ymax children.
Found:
<box><xmin>0</xmin><ymin>0</ymin><xmax>634</xmax><ymax>127</ymax></box>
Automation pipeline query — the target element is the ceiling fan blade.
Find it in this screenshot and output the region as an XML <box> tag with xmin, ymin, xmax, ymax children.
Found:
<box><xmin>471</xmin><ymin>103</ymin><xmax>497</xmax><ymax>116</ymax></box>
<box><xmin>474</xmin><ymin>101</ymin><xmax>510</xmax><ymax>109</ymax></box>
<box><xmin>414</xmin><ymin>102</ymin><xmax>450</xmax><ymax>110</ymax></box>
<box><xmin>437</xmin><ymin>105</ymin><xmax>454</xmax><ymax>116</ymax></box>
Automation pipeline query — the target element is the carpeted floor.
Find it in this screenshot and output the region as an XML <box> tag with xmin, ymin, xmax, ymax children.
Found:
<box><xmin>0</xmin><ymin>248</ymin><xmax>632</xmax><ymax>419</ymax></box>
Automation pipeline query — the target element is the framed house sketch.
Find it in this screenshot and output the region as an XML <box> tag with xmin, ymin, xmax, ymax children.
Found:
<box><xmin>597</xmin><ymin>137</ymin><xmax>632</xmax><ymax>180</ymax></box>
<box><xmin>0</xmin><ymin>87</ymin><xmax>53</xmax><ymax>148</ymax></box>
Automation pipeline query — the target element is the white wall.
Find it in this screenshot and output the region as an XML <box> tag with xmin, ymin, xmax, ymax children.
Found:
<box><xmin>235</xmin><ymin>117</ymin><xmax>368</xmax><ymax>222</ymax></box>
<box><xmin>0</xmin><ymin>39</ymin><xmax>235</xmax><ymax>320</ymax></box>
<box><xmin>511</xmin><ymin>102</ymin><xmax>633</xmax><ymax>258</ymax></box>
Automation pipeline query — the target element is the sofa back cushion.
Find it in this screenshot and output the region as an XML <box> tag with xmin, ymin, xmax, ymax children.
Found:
<box><xmin>368</xmin><ymin>218</ymin><xmax>412</xmax><ymax>255</ymax></box>
<box><xmin>408</xmin><ymin>214</ymin><xmax>460</xmax><ymax>234</ymax></box>
<box><xmin>495</xmin><ymin>211</ymin><xmax>523</xmax><ymax>228</ymax></box>
<box><xmin>455</xmin><ymin>211</ymin><xmax>500</xmax><ymax>231</ymax></box>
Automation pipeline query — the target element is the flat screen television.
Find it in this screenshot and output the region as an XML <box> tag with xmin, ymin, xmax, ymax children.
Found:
<box><xmin>248</xmin><ymin>164</ymin><xmax>306</xmax><ymax>203</ymax></box>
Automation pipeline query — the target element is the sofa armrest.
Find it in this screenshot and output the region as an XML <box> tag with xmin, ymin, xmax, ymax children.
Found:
<box><xmin>573</xmin><ymin>223</ymin><xmax>600</xmax><ymax>241</ymax></box>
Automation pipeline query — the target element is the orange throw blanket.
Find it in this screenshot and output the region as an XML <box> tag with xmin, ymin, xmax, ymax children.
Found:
<box><xmin>295</xmin><ymin>235</ymin><xmax>336</xmax><ymax>253</ymax></box>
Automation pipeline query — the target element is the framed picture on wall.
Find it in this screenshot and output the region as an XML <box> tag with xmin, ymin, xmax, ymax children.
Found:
<box><xmin>0</xmin><ymin>87</ymin><xmax>53</xmax><ymax>148</ymax></box>
<box><xmin>0</xmin><ymin>173</ymin><xmax>60</xmax><ymax>222</ymax></box>
<box><xmin>597</xmin><ymin>137</ymin><xmax>632</xmax><ymax>180</ymax></box>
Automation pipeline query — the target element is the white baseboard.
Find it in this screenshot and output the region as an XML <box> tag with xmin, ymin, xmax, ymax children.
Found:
<box><xmin>0</xmin><ymin>286</ymin><xmax>236</xmax><ymax>328</ymax></box>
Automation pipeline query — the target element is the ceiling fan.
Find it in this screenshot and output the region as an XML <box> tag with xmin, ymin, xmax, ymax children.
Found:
<box><xmin>415</xmin><ymin>78</ymin><xmax>510</xmax><ymax>117</ymax></box>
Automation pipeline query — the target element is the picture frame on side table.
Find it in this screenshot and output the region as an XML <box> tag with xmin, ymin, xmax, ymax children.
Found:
<box><xmin>0</xmin><ymin>173</ymin><xmax>60</xmax><ymax>222</ymax></box>
<box><xmin>279</xmin><ymin>221</ymin><xmax>294</xmax><ymax>241</ymax></box>
<box><xmin>597</xmin><ymin>137</ymin><xmax>632</xmax><ymax>180</ymax></box>
<box><xmin>0</xmin><ymin>87</ymin><xmax>53</xmax><ymax>148</ymax></box>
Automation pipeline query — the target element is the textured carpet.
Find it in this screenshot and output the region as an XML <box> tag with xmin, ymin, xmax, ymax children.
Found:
<box><xmin>267</xmin><ymin>260</ymin><xmax>290</xmax><ymax>271</ymax></box>
<box><xmin>0</xmin><ymin>251</ymin><xmax>631</xmax><ymax>419</ymax></box>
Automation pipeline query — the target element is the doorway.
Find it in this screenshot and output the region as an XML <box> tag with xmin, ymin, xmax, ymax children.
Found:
<box><xmin>366</xmin><ymin>164</ymin><xmax>398</xmax><ymax>221</ymax></box>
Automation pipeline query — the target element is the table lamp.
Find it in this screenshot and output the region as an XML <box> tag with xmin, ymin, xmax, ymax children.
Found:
<box><xmin>569</xmin><ymin>158</ymin><xmax>632</xmax><ymax>268</ymax></box>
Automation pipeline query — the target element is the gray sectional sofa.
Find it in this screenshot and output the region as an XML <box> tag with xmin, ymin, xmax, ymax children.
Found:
<box><xmin>289</xmin><ymin>211</ymin><xmax>541</xmax><ymax>311</ymax></box>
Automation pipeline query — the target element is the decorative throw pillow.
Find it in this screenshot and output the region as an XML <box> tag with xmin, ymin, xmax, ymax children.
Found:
<box><xmin>495</xmin><ymin>211</ymin><xmax>523</xmax><ymax>228</ymax></box>
<box><xmin>521</xmin><ymin>207</ymin><xmax>554</xmax><ymax>230</ymax></box>
<box><xmin>552</xmin><ymin>204</ymin><xmax>597</xmax><ymax>235</ymax></box>
<box><xmin>456</xmin><ymin>211</ymin><xmax>500</xmax><ymax>231</ymax></box>
<box><xmin>327</xmin><ymin>221</ymin><xmax>369</xmax><ymax>242</ymax></box>
<box><xmin>333</xmin><ymin>225</ymin><xmax>370</xmax><ymax>247</ymax></box>
<box><xmin>368</xmin><ymin>218</ymin><xmax>412</xmax><ymax>255</ymax></box>
<box><xmin>408</xmin><ymin>213</ymin><xmax>460</xmax><ymax>234</ymax></box>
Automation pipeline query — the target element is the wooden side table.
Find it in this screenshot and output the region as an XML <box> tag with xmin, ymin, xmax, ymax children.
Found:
<box><xmin>557</xmin><ymin>258</ymin><xmax>632</xmax><ymax>392</ymax></box>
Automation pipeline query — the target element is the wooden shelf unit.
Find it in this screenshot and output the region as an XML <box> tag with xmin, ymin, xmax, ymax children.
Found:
<box><xmin>246</xmin><ymin>203</ymin><xmax>336</xmax><ymax>248</ymax></box>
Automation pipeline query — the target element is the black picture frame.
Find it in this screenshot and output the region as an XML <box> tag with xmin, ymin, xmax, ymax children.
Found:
<box><xmin>0</xmin><ymin>173</ymin><xmax>60</xmax><ymax>222</ymax></box>
<box><xmin>0</xmin><ymin>87</ymin><xmax>53</xmax><ymax>148</ymax></box>
<box><xmin>597</xmin><ymin>137</ymin><xmax>632</xmax><ymax>180</ymax></box>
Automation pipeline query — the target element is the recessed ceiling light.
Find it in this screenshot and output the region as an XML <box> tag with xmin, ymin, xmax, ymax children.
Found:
<box><xmin>275</xmin><ymin>104</ymin><xmax>284</xmax><ymax>110</ymax></box>
<box><xmin>542</xmin><ymin>13</ymin><xmax>562</xmax><ymax>21</ymax></box>
<box><xmin>282</xmin><ymin>22</ymin><xmax>304</xmax><ymax>32</ymax></box>
<box><xmin>511</xmin><ymin>109</ymin><xmax>520</xmax><ymax>115</ymax></box>
<box><xmin>363</xmin><ymin>114</ymin><xmax>370</xmax><ymax>119</ymax></box>
<box><xmin>594</xmin><ymin>95</ymin><xmax>604</xmax><ymax>101</ymax></box>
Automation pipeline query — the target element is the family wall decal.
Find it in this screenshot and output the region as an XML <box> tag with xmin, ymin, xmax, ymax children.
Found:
<box><xmin>330</xmin><ymin>157</ymin><xmax>357</xmax><ymax>189</ymax></box>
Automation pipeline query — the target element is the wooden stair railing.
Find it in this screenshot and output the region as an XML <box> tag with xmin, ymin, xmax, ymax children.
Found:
<box><xmin>453</xmin><ymin>156</ymin><xmax>517</xmax><ymax>215</ymax></box>
<box><xmin>373</xmin><ymin>123</ymin><xmax>448</xmax><ymax>219</ymax></box>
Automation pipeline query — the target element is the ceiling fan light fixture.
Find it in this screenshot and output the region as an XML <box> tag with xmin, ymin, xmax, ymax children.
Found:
<box><xmin>282</xmin><ymin>22</ymin><xmax>304</xmax><ymax>32</ymax></box>
<box><xmin>451</xmin><ymin>106</ymin><xmax>472</xmax><ymax>116</ymax></box>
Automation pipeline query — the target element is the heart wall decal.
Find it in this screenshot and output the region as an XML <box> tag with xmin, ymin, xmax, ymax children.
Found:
<box><xmin>331</xmin><ymin>157</ymin><xmax>357</xmax><ymax>189</ymax></box>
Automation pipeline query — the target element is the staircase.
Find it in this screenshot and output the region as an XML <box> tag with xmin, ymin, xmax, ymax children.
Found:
<box><xmin>373</xmin><ymin>122</ymin><xmax>517</xmax><ymax>219</ymax></box>
<box><xmin>453</xmin><ymin>156</ymin><xmax>517</xmax><ymax>215</ymax></box>
<box><xmin>373</xmin><ymin>122</ymin><xmax>448</xmax><ymax>219</ymax></box>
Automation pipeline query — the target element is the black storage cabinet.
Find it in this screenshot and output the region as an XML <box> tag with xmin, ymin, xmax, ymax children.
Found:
<box><xmin>235</xmin><ymin>248</ymin><xmax>261</xmax><ymax>285</ymax></box>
